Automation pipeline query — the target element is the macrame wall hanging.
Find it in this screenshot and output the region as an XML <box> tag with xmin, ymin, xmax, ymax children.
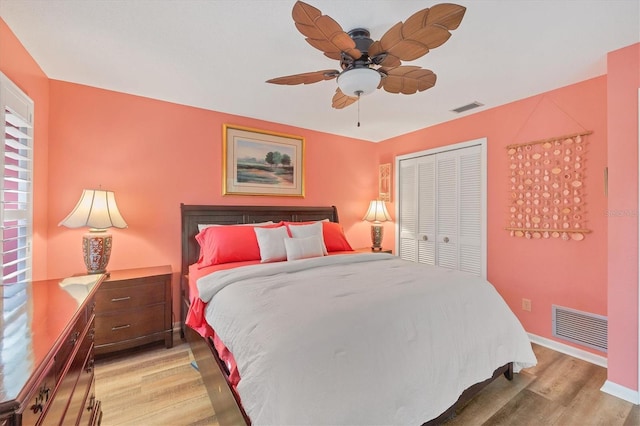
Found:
<box><xmin>505</xmin><ymin>96</ymin><xmax>593</xmax><ymax>241</ymax></box>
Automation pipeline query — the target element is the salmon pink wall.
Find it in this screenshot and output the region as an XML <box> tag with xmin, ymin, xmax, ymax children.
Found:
<box><xmin>0</xmin><ymin>19</ymin><xmax>50</xmax><ymax>280</ymax></box>
<box><xmin>4</xmin><ymin>14</ymin><xmax>640</xmax><ymax>394</ymax></box>
<box><xmin>606</xmin><ymin>43</ymin><xmax>640</xmax><ymax>391</ymax></box>
<box><xmin>46</xmin><ymin>81</ymin><xmax>378</xmax><ymax>311</ymax></box>
<box><xmin>376</xmin><ymin>76</ymin><xmax>609</xmax><ymax>354</ymax></box>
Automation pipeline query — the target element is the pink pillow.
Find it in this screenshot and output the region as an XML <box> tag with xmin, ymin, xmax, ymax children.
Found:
<box><xmin>322</xmin><ymin>222</ymin><xmax>353</xmax><ymax>252</ymax></box>
<box><xmin>195</xmin><ymin>222</ymin><xmax>282</xmax><ymax>268</ymax></box>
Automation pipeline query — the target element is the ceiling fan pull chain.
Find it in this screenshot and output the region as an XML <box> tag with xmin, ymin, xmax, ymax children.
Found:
<box><xmin>357</xmin><ymin>91</ymin><xmax>361</xmax><ymax>127</ymax></box>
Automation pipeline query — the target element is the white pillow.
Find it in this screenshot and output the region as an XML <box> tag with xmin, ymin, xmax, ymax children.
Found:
<box><xmin>284</xmin><ymin>236</ymin><xmax>325</xmax><ymax>261</ymax></box>
<box><xmin>198</xmin><ymin>221</ymin><xmax>274</xmax><ymax>232</ymax></box>
<box><xmin>254</xmin><ymin>226</ymin><xmax>290</xmax><ymax>263</ymax></box>
<box><xmin>288</xmin><ymin>221</ymin><xmax>328</xmax><ymax>255</ymax></box>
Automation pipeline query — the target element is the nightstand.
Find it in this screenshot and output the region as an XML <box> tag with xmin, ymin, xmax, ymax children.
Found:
<box><xmin>354</xmin><ymin>247</ymin><xmax>393</xmax><ymax>254</ymax></box>
<box><xmin>94</xmin><ymin>265</ymin><xmax>172</xmax><ymax>356</ymax></box>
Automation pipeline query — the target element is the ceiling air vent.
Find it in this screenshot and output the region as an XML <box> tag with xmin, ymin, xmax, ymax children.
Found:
<box><xmin>451</xmin><ymin>101</ymin><xmax>484</xmax><ymax>114</ymax></box>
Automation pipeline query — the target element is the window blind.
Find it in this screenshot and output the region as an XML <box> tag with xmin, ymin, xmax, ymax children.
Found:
<box><xmin>0</xmin><ymin>72</ymin><xmax>34</xmax><ymax>396</ymax></box>
<box><xmin>1</xmin><ymin>72</ymin><xmax>34</xmax><ymax>286</ymax></box>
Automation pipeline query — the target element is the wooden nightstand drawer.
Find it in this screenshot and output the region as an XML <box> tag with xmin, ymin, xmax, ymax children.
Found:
<box><xmin>94</xmin><ymin>265</ymin><xmax>172</xmax><ymax>355</ymax></box>
<box><xmin>95</xmin><ymin>282</ymin><xmax>165</xmax><ymax>312</ymax></box>
<box><xmin>95</xmin><ymin>304</ymin><xmax>166</xmax><ymax>345</ymax></box>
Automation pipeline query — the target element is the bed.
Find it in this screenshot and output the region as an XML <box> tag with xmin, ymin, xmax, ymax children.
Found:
<box><xmin>180</xmin><ymin>204</ymin><xmax>536</xmax><ymax>425</ymax></box>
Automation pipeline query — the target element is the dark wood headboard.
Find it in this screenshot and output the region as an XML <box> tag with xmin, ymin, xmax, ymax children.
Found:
<box><xmin>180</xmin><ymin>204</ymin><xmax>339</xmax><ymax>275</ymax></box>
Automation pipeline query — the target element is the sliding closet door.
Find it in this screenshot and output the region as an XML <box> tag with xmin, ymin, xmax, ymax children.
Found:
<box><xmin>396</xmin><ymin>141</ymin><xmax>485</xmax><ymax>278</ymax></box>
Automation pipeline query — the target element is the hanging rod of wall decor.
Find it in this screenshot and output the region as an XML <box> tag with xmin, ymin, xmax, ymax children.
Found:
<box><xmin>506</xmin><ymin>130</ymin><xmax>593</xmax><ymax>150</ymax></box>
<box><xmin>504</xmin><ymin>227</ymin><xmax>592</xmax><ymax>234</ymax></box>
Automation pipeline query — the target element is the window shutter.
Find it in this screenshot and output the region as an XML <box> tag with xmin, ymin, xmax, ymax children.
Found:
<box><xmin>0</xmin><ymin>72</ymin><xmax>34</xmax><ymax>396</ymax></box>
<box><xmin>1</xmin><ymin>73</ymin><xmax>33</xmax><ymax>285</ymax></box>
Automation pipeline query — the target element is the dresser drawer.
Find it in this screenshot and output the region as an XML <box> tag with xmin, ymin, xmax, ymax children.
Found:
<box><xmin>46</xmin><ymin>319</ymin><xmax>93</xmax><ymax>424</ymax></box>
<box><xmin>96</xmin><ymin>281</ymin><xmax>165</xmax><ymax>312</ymax></box>
<box><xmin>19</xmin><ymin>358</ymin><xmax>56</xmax><ymax>426</ymax></box>
<box><xmin>95</xmin><ymin>304</ymin><xmax>166</xmax><ymax>345</ymax></box>
<box><xmin>77</xmin><ymin>378</ymin><xmax>100</xmax><ymax>426</ymax></box>
<box><xmin>54</xmin><ymin>309</ymin><xmax>88</xmax><ymax>382</ymax></box>
<box><xmin>62</xmin><ymin>342</ymin><xmax>94</xmax><ymax>425</ymax></box>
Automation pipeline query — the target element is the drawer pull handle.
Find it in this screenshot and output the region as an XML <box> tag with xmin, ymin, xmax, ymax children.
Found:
<box><xmin>112</xmin><ymin>324</ymin><xmax>131</xmax><ymax>331</ymax></box>
<box><xmin>70</xmin><ymin>331</ymin><xmax>80</xmax><ymax>346</ymax></box>
<box><xmin>85</xmin><ymin>359</ymin><xmax>95</xmax><ymax>373</ymax></box>
<box><xmin>87</xmin><ymin>395</ymin><xmax>96</xmax><ymax>412</ymax></box>
<box><xmin>31</xmin><ymin>386</ymin><xmax>50</xmax><ymax>413</ymax></box>
<box><xmin>111</xmin><ymin>296</ymin><xmax>131</xmax><ymax>302</ymax></box>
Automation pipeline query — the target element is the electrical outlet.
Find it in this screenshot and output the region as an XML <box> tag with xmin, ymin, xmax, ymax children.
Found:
<box><xmin>522</xmin><ymin>298</ymin><xmax>532</xmax><ymax>312</ymax></box>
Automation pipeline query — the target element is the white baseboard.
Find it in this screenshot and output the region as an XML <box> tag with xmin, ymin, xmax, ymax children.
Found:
<box><xmin>601</xmin><ymin>380</ymin><xmax>640</xmax><ymax>404</ymax></box>
<box><xmin>527</xmin><ymin>332</ymin><xmax>607</xmax><ymax>368</ymax></box>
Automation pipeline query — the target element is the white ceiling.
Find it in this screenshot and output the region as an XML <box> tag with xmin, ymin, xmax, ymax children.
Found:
<box><xmin>1</xmin><ymin>0</ymin><xmax>638</xmax><ymax>142</ymax></box>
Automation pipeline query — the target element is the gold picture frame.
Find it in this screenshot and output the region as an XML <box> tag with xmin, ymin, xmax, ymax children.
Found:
<box><xmin>379</xmin><ymin>163</ymin><xmax>391</xmax><ymax>202</ymax></box>
<box><xmin>223</xmin><ymin>124</ymin><xmax>305</xmax><ymax>197</ymax></box>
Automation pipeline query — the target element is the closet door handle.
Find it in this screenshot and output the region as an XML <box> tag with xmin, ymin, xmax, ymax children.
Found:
<box><xmin>443</xmin><ymin>237</ymin><xmax>450</xmax><ymax>243</ymax></box>
<box><xmin>422</xmin><ymin>235</ymin><xmax>428</xmax><ymax>241</ymax></box>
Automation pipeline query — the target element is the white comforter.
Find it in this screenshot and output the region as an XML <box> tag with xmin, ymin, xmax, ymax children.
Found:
<box><xmin>199</xmin><ymin>254</ymin><xmax>536</xmax><ymax>425</ymax></box>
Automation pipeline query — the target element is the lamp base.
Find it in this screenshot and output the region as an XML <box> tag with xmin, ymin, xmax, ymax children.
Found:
<box><xmin>370</xmin><ymin>224</ymin><xmax>384</xmax><ymax>251</ymax></box>
<box><xmin>82</xmin><ymin>231</ymin><xmax>112</xmax><ymax>274</ymax></box>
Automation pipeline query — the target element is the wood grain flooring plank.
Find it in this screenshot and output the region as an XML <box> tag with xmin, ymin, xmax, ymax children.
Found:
<box><xmin>527</xmin><ymin>352</ymin><xmax>599</xmax><ymax>406</ymax></box>
<box><xmin>624</xmin><ymin>405</ymin><xmax>640</xmax><ymax>426</ymax></box>
<box><xmin>447</xmin><ymin>369</ymin><xmax>534</xmax><ymax>425</ymax></box>
<box><xmin>482</xmin><ymin>389</ymin><xmax>567</xmax><ymax>425</ymax></box>
<box><xmin>554</xmin><ymin>364</ymin><xmax>632</xmax><ymax>426</ymax></box>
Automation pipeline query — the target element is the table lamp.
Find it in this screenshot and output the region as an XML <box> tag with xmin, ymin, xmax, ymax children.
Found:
<box><xmin>59</xmin><ymin>189</ymin><xmax>127</xmax><ymax>274</ymax></box>
<box><xmin>362</xmin><ymin>200</ymin><xmax>391</xmax><ymax>251</ymax></box>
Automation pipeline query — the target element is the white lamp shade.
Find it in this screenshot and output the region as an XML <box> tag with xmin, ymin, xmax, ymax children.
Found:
<box><xmin>59</xmin><ymin>189</ymin><xmax>128</xmax><ymax>230</ymax></box>
<box><xmin>337</xmin><ymin>68</ymin><xmax>381</xmax><ymax>96</ymax></box>
<box><xmin>362</xmin><ymin>200</ymin><xmax>392</xmax><ymax>224</ymax></box>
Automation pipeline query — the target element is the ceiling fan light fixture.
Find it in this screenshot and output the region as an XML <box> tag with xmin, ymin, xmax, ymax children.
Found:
<box><xmin>337</xmin><ymin>68</ymin><xmax>381</xmax><ymax>97</ymax></box>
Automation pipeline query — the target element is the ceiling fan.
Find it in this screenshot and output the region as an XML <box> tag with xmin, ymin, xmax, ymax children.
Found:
<box><xmin>266</xmin><ymin>1</ymin><xmax>466</xmax><ymax>111</ymax></box>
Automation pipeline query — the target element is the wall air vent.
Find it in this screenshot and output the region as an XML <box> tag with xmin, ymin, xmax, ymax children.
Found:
<box><xmin>552</xmin><ymin>305</ymin><xmax>607</xmax><ymax>352</ymax></box>
<box><xmin>451</xmin><ymin>101</ymin><xmax>484</xmax><ymax>114</ymax></box>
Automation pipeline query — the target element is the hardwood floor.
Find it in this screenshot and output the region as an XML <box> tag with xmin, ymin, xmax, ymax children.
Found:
<box><xmin>94</xmin><ymin>334</ymin><xmax>217</xmax><ymax>425</ymax></box>
<box><xmin>95</xmin><ymin>333</ymin><xmax>639</xmax><ymax>425</ymax></box>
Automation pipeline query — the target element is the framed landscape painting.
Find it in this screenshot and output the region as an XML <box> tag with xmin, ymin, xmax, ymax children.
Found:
<box><xmin>223</xmin><ymin>124</ymin><xmax>305</xmax><ymax>196</ymax></box>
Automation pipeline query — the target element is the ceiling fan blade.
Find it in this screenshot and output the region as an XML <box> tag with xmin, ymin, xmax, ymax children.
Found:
<box><xmin>266</xmin><ymin>70</ymin><xmax>339</xmax><ymax>85</ymax></box>
<box><xmin>426</xmin><ymin>3</ymin><xmax>467</xmax><ymax>30</ymax></box>
<box><xmin>292</xmin><ymin>1</ymin><xmax>362</xmax><ymax>60</ymax></box>
<box><xmin>380</xmin><ymin>66</ymin><xmax>437</xmax><ymax>94</ymax></box>
<box><xmin>332</xmin><ymin>88</ymin><xmax>358</xmax><ymax>109</ymax></box>
<box><xmin>371</xmin><ymin>3</ymin><xmax>465</xmax><ymax>62</ymax></box>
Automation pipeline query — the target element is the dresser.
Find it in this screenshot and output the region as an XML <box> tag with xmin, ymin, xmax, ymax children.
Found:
<box><xmin>94</xmin><ymin>266</ymin><xmax>172</xmax><ymax>356</ymax></box>
<box><xmin>0</xmin><ymin>274</ymin><xmax>105</xmax><ymax>425</ymax></box>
